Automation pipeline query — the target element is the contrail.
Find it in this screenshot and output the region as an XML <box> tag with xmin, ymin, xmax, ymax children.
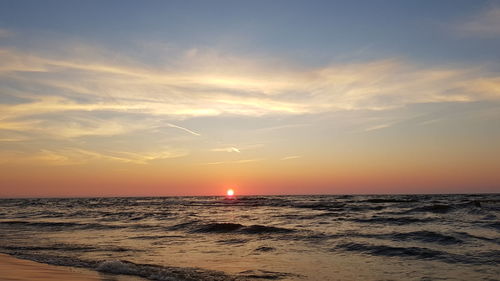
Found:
<box><xmin>167</xmin><ymin>123</ymin><xmax>201</xmax><ymax>136</ymax></box>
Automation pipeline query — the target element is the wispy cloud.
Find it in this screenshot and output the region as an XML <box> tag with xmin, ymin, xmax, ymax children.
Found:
<box><xmin>2</xmin><ymin>47</ymin><xmax>499</xmax><ymax>123</ymax></box>
<box><xmin>1</xmin><ymin>36</ymin><xmax>500</xmax><ymax>166</ymax></box>
<box><xmin>204</xmin><ymin>158</ymin><xmax>263</xmax><ymax>165</ymax></box>
<box><xmin>457</xmin><ymin>7</ymin><xmax>500</xmax><ymax>37</ymax></box>
<box><xmin>256</xmin><ymin>123</ymin><xmax>311</xmax><ymax>132</ymax></box>
<box><xmin>211</xmin><ymin>147</ymin><xmax>241</xmax><ymax>153</ymax></box>
<box><xmin>281</xmin><ymin>155</ymin><xmax>301</xmax><ymax>160</ymax></box>
<box><xmin>0</xmin><ymin>138</ymin><xmax>26</xmax><ymax>142</ymax></box>
<box><xmin>364</xmin><ymin>123</ymin><xmax>393</xmax><ymax>132</ymax></box>
<box><xmin>0</xmin><ymin>147</ymin><xmax>188</xmax><ymax>166</ymax></box>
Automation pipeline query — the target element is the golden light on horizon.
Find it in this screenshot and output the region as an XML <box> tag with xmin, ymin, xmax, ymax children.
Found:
<box><xmin>226</xmin><ymin>189</ymin><xmax>235</xmax><ymax>197</ymax></box>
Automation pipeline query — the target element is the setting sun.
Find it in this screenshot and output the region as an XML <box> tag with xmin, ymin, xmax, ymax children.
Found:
<box><xmin>0</xmin><ymin>2</ymin><xmax>498</xmax><ymax>281</ymax></box>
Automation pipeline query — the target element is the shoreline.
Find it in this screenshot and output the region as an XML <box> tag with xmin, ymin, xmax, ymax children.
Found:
<box><xmin>0</xmin><ymin>253</ymin><xmax>143</xmax><ymax>281</ymax></box>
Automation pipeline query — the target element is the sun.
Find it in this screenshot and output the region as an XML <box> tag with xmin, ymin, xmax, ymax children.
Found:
<box><xmin>226</xmin><ymin>189</ymin><xmax>235</xmax><ymax>197</ymax></box>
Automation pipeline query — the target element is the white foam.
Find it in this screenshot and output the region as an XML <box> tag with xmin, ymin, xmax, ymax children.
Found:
<box><xmin>95</xmin><ymin>259</ymin><xmax>231</xmax><ymax>281</ymax></box>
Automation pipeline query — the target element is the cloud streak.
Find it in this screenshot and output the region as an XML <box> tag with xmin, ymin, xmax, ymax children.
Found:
<box><xmin>204</xmin><ymin>158</ymin><xmax>263</xmax><ymax>165</ymax></box>
<box><xmin>211</xmin><ymin>147</ymin><xmax>241</xmax><ymax>153</ymax></box>
<box><xmin>0</xmin><ymin>146</ymin><xmax>189</xmax><ymax>166</ymax></box>
<box><xmin>281</xmin><ymin>155</ymin><xmax>301</xmax><ymax>160</ymax></box>
<box><xmin>166</xmin><ymin>123</ymin><xmax>201</xmax><ymax>136</ymax></box>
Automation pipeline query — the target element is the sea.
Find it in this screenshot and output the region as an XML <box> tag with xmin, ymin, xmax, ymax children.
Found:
<box><xmin>0</xmin><ymin>194</ymin><xmax>498</xmax><ymax>281</ymax></box>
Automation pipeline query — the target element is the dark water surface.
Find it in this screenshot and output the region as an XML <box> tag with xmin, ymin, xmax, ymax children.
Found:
<box><xmin>0</xmin><ymin>194</ymin><xmax>499</xmax><ymax>280</ymax></box>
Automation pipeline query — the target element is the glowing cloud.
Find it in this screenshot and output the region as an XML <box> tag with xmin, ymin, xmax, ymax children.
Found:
<box><xmin>1</xmin><ymin>35</ymin><xmax>500</xmax><ymax>170</ymax></box>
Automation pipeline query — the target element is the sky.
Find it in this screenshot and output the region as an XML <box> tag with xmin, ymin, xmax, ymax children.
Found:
<box><xmin>0</xmin><ymin>0</ymin><xmax>499</xmax><ymax>197</ymax></box>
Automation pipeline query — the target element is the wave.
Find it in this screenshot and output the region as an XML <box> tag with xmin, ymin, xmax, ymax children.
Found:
<box><xmin>3</xmin><ymin>251</ymin><xmax>299</xmax><ymax>281</ymax></box>
<box><xmin>0</xmin><ymin>220</ymin><xmax>124</xmax><ymax>230</ymax></box>
<box><xmin>388</xmin><ymin>231</ymin><xmax>463</xmax><ymax>245</ymax></box>
<box><xmin>361</xmin><ymin>198</ymin><xmax>418</xmax><ymax>203</ymax></box>
<box><xmin>352</xmin><ymin>216</ymin><xmax>435</xmax><ymax>225</ymax></box>
<box><xmin>0</xmin><ymin>245</ymin><xmax>95</xmax><ymax>252</ymax></box>
<box><xmin>194</xmin><ymin>223</ymin><xmax>243</xmax><ymax>233</ymax></box>
<box><xmin>293</xmin><ymin>202</ymin><xmax>346</xmax><ymax>211</ymax></box>
<box><xmin>405</xmin><ymin>204</ymin><xmax>453</xmax><ymax>214</ymax></box>
<box><xmin>96</xmin><ymin>260</ymin><xmax>235</xmax><ymax>281</ymax></box>
<box><xmin>254</xmin><ymin>246</ymin><xmax>276</xmax><ymax>252</ymax></box>
<box><xmin>0</xmin><ymin>243</ymin><xmax>136</xmax><ymax>253</ymax></box>
<box><xmin>238</xmin><ymin>269</ymin><xmax>299</xmax><ymax>279</ymax></box>
<box><xmin>98</xmin><ymin>211</ymin><xmax>172</xmax><ymax>222</ymax></box>
<box><xmin>193</xmin><ymin>223</ymin><xmax>294</xmax><ymax>234</ymax></box>
<box><xmin>335</xmin><ymin>242</ymin><xmax>466</xmax><ymax>264</ymax></box>
<box><xmin>243</xmin><ymin>225</ymin><xmax>294</xmax><ymax>234</ymax></box>
<box><xmin>3</xmin><ymin>252</ymin><xmax>237</xmax><ymax>281</ymax></box>
<box><xmin>454</xmin><ymin>232</ymin><xmax>500</xmax><ymax>244</ymax></box>
<box><xmin>334</xmin><ymin>242</ymin><xmax>500</xmax><ymax>265</ymax></box>
<box><xmin>335</xmin><ymin>242</ymin><xmax>445</xmax><ymax>259</ymax></box>
<box><xmin>310</xmin><ymin>230</ymin><xmax>464</xmax><ymax>245</ymax></box>
<box><xmin>484</xmin><ymin>222</ymin><xmax>500</xmax><ymax>230</ymax></box>
<box><xmin>166</xmin><ymin>220</ymin><xmax>201</xmax><ymax>231</ymax></box>
<box><xmin>216</xmin><ymin>238</ymin><xmax>250</xmax><ymax>245</ymax></box>
<box><xmin>165</xmin><ymin>220</ymin><xmax>294</xmax><ymax>235</ymax></box>
<box><xmin>327</xmin><ymin>231</ymin><xmax>464</xmax><ymax>245</ymax></box>
<box><xmin>0</xmin><ymin>220</ymin><xmax>81</xmax><ymax>227</ymax></box>
<box><xmin>0</xmin><ymin>220</ymin><xmax>174</xmax><ymax>231</ymax></box>
<box><xmin>16</xmin><ymin>246</ymin><xmax>129</xmax><ymax>253</ymax></box>
<box><xmin>130</xmin><ymin>235</ymin><xmax>186</xmax><ymax>240</ymax></box>
<box><xmin>400</xmin><ymin>200</ymin><xmax>493</xmax><ymax>215</ymax></box>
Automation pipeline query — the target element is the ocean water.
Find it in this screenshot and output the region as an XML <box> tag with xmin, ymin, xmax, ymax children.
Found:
<box><xmin>0</xmin><ymin>194</ymin><xmax>498</xmax><ymax>281</ymax></box>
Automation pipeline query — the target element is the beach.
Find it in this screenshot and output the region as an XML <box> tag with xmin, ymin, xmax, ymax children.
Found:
<box><xmin>0</xmin><ymin>253</ymin><xmax>104</xmax><ymax>281</ymax></box>
<box><xmin>0</xmin><ymin>254</ymin><xmax>152</xmax><ymax>281</ymax></box>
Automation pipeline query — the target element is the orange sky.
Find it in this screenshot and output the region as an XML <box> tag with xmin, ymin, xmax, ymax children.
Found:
<box><xmin>1</xmin><ymin>2</ymin><xmax>500</xmax><ymax>197</ymax></box>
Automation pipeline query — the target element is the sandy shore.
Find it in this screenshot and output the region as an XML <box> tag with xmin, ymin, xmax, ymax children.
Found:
<box><xmin>0</xmin><ymin>253</ymin><xmax>124</xmax><ymax>281</ymax></box>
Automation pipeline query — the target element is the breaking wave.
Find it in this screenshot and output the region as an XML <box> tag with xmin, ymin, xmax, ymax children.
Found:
<box><xmin>192</xmin><ymin>223</ymin><xmax>294</xmax><ymax>234</ymax></box>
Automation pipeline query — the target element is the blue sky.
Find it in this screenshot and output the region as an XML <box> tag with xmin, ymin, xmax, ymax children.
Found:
<box><xmin>1</xmin><ymin>0</ymin><xmax>499</xmax><ymax>65</ymax></box>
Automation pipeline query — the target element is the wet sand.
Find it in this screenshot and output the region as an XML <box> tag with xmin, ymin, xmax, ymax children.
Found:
<box><xmin>0</xmin><ymin>253</ymin><xmax>114</xmax><ymax>281</ymax></box>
